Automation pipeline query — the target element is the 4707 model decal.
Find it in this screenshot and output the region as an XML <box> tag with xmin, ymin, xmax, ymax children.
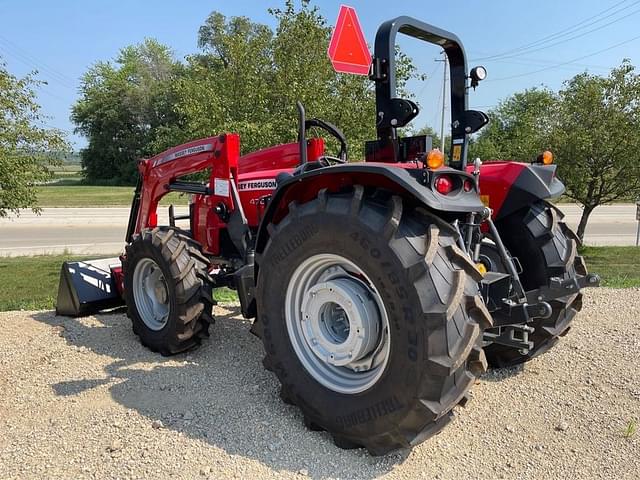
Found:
<box><xmin>238</xmin><ymin>179</ymin><xmax>277</xmax><ymax>191</ymax></box>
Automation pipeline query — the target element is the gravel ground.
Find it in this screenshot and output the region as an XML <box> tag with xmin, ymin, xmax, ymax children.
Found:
<box><xmin>1</xmin><ymin>288</ymin><xmax>638</xmax><ymax>479</ymax></box>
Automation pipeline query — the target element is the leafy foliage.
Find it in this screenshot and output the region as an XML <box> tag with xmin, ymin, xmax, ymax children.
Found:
<box><xmin>0</xmin><ymin>60</ymin><xmax>68</xmax><ymax>217</ymax></box>
<box><xmin>468</xmin><ymin>88</ymin><xmax>556</xmax><ymax>162</ymax></box>
<box><xmin>72</xmin><ymin>1</ymin><xmax>419</xmax><ymax>183</ymax></box>
<box><xmin>72</xmin><ymin>39</ymin><xmax>184</xmax><ymax>184</ymax></box>
<box><xmin>471</xmin><ymin>61</ymin><xmax>640</xmax><ymax>240</ymax></box>
<box><xmin>553</xmin><ymin>61</ymin><xmax>640</xmax><ymax>223</ymax></box>
<box><xmin>175</xmin><ymin>0</ymin><xmax>383</xmax><ymax>159</ymax></box>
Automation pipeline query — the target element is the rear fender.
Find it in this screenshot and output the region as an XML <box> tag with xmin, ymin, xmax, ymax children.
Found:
<box><xmin>474</xmin><ymin>162</ymin><xmax>565</xmax><ymax>220</ymax></box>
<box><xmin>255</xmin><ymin>163</ymin><xmax>484</xmax><ymax>255</ymax></box>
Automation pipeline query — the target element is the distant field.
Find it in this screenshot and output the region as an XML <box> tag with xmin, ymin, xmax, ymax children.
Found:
<box><xmin>50</xmin><ymin>165</ymin><xmax>81</xmax><ymax>173</ymax></box>
<box><xmin>37</xmin><ymin>184</ymin><xmax>188</xmax><ymax>207</ymax></box>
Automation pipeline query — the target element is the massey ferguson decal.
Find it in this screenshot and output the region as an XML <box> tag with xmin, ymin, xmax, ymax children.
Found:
<box><xmin>238</xmin><ymin>179</ymin><xmax>277</xmax><ymax>191</ymax></box>
<box><xmin>153</xmin><ymin>143</ymin><xmax>214</xmax><ymax>167</ymax></box>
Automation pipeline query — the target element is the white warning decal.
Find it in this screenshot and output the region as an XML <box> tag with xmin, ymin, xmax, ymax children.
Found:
<box><xmin>214</xmin><ymin>178</ymin><xmax>230</xmax><ymax>197</ymax></box>
<box><xmin>238</xmin><ymin>179</ymin><xmax>277</xmax><ymax>191</ymax></box>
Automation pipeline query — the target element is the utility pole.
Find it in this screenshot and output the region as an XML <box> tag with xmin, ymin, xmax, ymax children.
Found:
<box><xmin>438</xmin><ymin>51</ymin><xmax>447</xmax><ymax>155</ymax></box>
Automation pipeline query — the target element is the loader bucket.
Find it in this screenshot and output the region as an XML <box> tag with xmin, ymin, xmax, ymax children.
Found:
<box><xmin>56</xmin><ymin>257</ymin><xmax>124</xmax><ymax>316</ymax></box>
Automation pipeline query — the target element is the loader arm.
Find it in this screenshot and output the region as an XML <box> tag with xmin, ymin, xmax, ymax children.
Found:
<box><xmin>126</xmin><ymin>135</ymin><xmax>240</xmax><ymax>241</ymax></box>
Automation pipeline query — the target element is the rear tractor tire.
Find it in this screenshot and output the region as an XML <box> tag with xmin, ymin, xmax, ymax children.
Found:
<box><xmin>256</xmin><ymin>187</ymin><xmax>492</xmax><ymax>455</ymax></box>
<box><xmin>483</xmin><ymin>201</ymin><xmax>585</xmax><ymax>367</ymax></box>
<box><xmin>123</xmin><ymin>227</ymin><xmax>214</xmax><ymax>356</ymax></box>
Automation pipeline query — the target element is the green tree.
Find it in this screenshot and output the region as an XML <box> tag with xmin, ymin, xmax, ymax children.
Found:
<box><xmin>469</xmin><ymin>87</ymin><xmax>557</xmax><ymax>162</ymax></box>
<box><xmin>174</xmin><ymin>0</ymin><xmax>418</xmax><ymax>159</ymax></box>
<box><xmin>175</xmin><ymin>11</ymin><xmax>277</xmax><ymax>151</ymax></box>
<box><xmin>0</xmin><ymin>60</ymin><xmax>68</xmax><ymax>217</ymax></box>
<box><xmin>470</xmin><ymin>63</ymin><xmax>640</xmax><ymax>241</ymax></box>
<box><xmin>553</xmin><ymin>60</ymin><xmax>640</xmax><ymax>240</ymax></box>
<box><xmin>412</xmin><ymin>125</ymin><xmax>450</xmax><ymax>151</ymax></box>
<box><xmin>72</xmin><ymin>1</ymin><xmax>420</xmax><ymax>180</ymax></box>
<box><xmin>72</xmin><ymin>39</ymin><xmax>183</xmax><ymax>184</ymax></box>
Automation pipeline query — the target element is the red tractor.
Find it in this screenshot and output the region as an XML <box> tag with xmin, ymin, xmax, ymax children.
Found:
<box><xmin>57</xmin><ymin>15</ymin><xmax>598</xmax><ymax>455</ymax></box>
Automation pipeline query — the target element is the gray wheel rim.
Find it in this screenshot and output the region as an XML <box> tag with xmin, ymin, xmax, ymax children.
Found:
<box><xmin>132</xmin><ymin>258</ymin><xmax>170</xmax><ymax>331</ymax></box>
<box><xmin>285</xmin><ymin>253</ymin><xmax>390</xmax><ymax>394</ymax></box>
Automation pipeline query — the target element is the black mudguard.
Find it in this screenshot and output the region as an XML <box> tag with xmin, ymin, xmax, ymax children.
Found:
<box><xmin>496</xmin><ymin>164</ymin><xmax>565</xmax><ymax>220</ymax></box>
<box><xmin>254</xmin><ymin>163</ymin><xmax>485</xmax><ymax>255</ymax></box>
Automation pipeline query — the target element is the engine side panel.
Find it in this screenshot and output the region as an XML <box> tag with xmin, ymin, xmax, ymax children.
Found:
<box><xmin>238</xmin><ymin>138</ymin><xmax>324</xmax><ymax>174</ymax></box>
<box><xmin>237</xmin><ymin>169</ymin><xmax>293</xmax><ymax>227</ymax></box>
<box><xmin>235</xmin><ymin>140</ymin><xmax>326</xmax><ymax>227</ymax></box>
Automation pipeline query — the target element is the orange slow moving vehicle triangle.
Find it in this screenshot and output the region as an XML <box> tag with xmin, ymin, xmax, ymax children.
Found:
<box><xmin>327</xmin><ymin>5</ymin><xmax>372</xmax><ymax>75</ymax></box>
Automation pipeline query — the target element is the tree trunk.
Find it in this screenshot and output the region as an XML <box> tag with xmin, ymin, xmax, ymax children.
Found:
<box><xmin>576</xmin><ymin>204</ymin><xmax>595</xmax><ymax>243</ymax></box>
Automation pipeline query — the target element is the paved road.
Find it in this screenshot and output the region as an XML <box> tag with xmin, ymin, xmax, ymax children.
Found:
<box><xmin>0</xmin><ymin>204</ymin><xmax>637</xmax><ymax>256</ymax></box>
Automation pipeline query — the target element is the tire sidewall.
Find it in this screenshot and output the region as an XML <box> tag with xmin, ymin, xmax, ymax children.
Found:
<box><xmin>485</xmin><ymin>202</ymin><xmax>580</xmax><ymax>366</ymax></box>
<box><xmin>258</xmin><ymin>210</ymin><xmax>427</xmax><ymax>437</ymax></box>
<box><xmin>124</xmin><ymin>235</ymin><xmax>180</xmax><ymax>348</ymax></box>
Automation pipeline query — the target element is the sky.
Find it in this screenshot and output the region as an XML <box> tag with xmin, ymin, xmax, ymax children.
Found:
<box><xmin>1</xmin><ymin>0</ymin><xmax>639</xmax><ymax>149</ymax></box>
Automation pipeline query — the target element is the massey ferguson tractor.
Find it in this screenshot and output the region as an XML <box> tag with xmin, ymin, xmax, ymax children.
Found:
<box><xmin>56</xmin><ymin>13</ymin><xmax>599</xmax><ymax>455</ymax></box>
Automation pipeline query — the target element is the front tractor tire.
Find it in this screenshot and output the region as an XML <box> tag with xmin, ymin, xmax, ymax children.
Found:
<box><xmin>123</xmin><ymin>227</ymin><xmax>213</xmax><ymax>356</ymax></box>
<box><xmin>484</xmin><ymin>201</ymin><xmax>585</xmax><ymax>367</ymax></box>
<box><xmin>257</xmin><ymin>187</ymin><xmax>492</xmax><ymax>455</ymax></box>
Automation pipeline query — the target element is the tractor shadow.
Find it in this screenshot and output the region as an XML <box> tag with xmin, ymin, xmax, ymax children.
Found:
<box><xmin>31</xmin><ymin>306</ymin><xmax>406</xmax><ymax>479</ymax></box>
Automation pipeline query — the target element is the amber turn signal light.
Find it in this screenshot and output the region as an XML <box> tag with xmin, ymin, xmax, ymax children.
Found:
<box><xmin>537</xmin><ymin>150</ymin><xmax>553</xmax><ymax>165</ymax></box>
<box><xmin>426</xmin><ymin>148</ymin><xmax>445</xmax><ymax>169</ymax></box>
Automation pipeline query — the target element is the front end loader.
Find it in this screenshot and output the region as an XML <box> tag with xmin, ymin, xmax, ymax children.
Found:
<box><xmin>56</xmin><ymin>11</ymin><xmax>599</xmax><ymax>455</ymax></box>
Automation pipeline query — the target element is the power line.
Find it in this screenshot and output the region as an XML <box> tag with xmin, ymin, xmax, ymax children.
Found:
<box><xmin>438</xmin><ymin>52</ymin><xmax>447</xmax><ymax>152</ymax></box>
<box><xmin>33</xmin><ymin>84</ymin><xmax>73</xmax><ymax>104</ymax></box>
<box><xmin>0</xmin><ymin>34</ymin><xmax>76</xmax><ymax>84</ymax></box>
<box><xmin>488</xmin><ymin>5</ymin><xmax>640</xmax><ymax>61</ymax></box>
<box><xmin>0</xmin><ymin>35</ymin><xmax>77</xmax><ymax>89</ymax></box>
<box><xmin>487</xmin><ymin>33</ymin><xmax>640</xmax><ymax>82</ymax></box>
<box><xmin>430</xmin><ymin>65</ymin><xmax>444</xmax><ymax>129</ymax></box>
<box><xmin>488</xmin><ymin>57</ymin><xmax>611</xmax><ymax>72</ymax></box>
<box><xmin>473</xmin><ymin>0</ymin><xmax>639</xmax><ymax>61</ymax></box>
<box><xmin>415</xmin><ymin>63</ymin><xmax>441</xmax><ymax>99</ymax></box>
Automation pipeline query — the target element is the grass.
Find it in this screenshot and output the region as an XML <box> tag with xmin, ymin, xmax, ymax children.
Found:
<box><xmin>0</xmin><ymin>246</ymin><xmax>636</xmax><ymax>313</ymax></box>
<box><xmin>0</xmin><ymin>253</ymin><xmax>97</xmax><ymax>311</ymax></box>
<box><xmin>0</xmin><ymin>253</ymin><xmax>237</xmax><ymax>312</ymax></box>
<box><xmin>623</xmin><ymin>419</ymin><xmax>637</xmax><ymax>439</ymax></box>
<box><xmin>580</xmin><ymin>246</ymin><xmax>640</xmax><ymax>289</ymax></box>
<box><xmin>36</xmin><ymin>184</ymin><xmax>188</xmax><ymax>207</ymax></box>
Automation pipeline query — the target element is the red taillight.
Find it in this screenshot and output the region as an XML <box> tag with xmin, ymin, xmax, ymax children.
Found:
<box><xmin>463</xmin><ymin>179</ymin><xmax>473</xmax><ymax>192</ymax></box>
<box><xmin>435</xmin><ymin>175</ymin><xmax>454</xmax><ymax>195</ymax></box>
